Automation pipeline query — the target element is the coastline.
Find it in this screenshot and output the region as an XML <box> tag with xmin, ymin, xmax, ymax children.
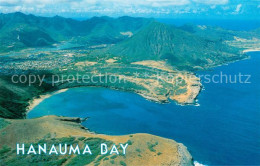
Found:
<box><xmin>26</xmin><ymin>80</ymin><xmax>201</xmax><ymax>115</ymax></box>
<box><xmin>242</xmin><ymin>48</ymin><xmax>260</xmax><ymax>53</ymax></box>
<box><xmin>0</xmin><ymin>116</ymin><xmax>193</xmax><ymax>165</ymax></box>
<box><xmin>26</xmin><ymin>89</ymin><xmax>68</xmax><ymax>113</ymax></box>
<box><xmin>25</xmin><ymin>50</ymin><xmax>256</xmax><ymax>113</ymax></box>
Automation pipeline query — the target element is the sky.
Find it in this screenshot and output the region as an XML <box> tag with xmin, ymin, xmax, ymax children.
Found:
<box><xmin>0</xmin><ymin>0</ymin><xmax>259</xmax><ymax>19</ymax></box>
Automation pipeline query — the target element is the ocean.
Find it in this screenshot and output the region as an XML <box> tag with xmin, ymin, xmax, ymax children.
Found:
<box><xmin>28</xmin><ymin>52</ymin><xmax>260</xmax><ymax>165</ymax></box>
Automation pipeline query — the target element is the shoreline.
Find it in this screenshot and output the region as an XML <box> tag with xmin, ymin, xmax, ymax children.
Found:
<box><xmin>0</xmin><ymin>115</ymin><xmax>193</xmax><ymax>166</ymax></box>
<box><xmin>26</xmin><ymin>85</ymin><xmax>198</xmax><ymax>116</ymax></box>
<box><xmin>26</xmin><ymin>51</ymin><xmax>256</xmax><ymax>114</ymax></box>
<box><xmin>242</xmin><ymin>49</ymin><xmax>260</xmax><ymax>53</ymax></box>
<box><xmin>26</xmin><ymin>89</ymin><xmax>68</xmax><ymax>113</ymax></box>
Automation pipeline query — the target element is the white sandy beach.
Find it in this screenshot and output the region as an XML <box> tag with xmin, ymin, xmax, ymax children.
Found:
<box><xmin>26</xmin><ymin>89</ymin><xmax>68</xmax><ymax>112</ymax></box>
<box><xmin>243</xmin><ymin>48</ymin><xmax>260</xmax><ymax>53</ymax></box>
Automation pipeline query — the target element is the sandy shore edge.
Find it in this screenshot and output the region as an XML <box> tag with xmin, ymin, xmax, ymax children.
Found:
<box><xmin>243</xmin><ymin>49</ymin><xmax>260</xmax><ymax>53</ymax></box>
<box><xmin>26</xmin><ymin>89</ymin><xmax>68</xmax><ymax>112</ymax></box>
<box><xmin>27</xmin><ymin>51</ymin><xmax>256</xmax><ymax>112</ymax></box>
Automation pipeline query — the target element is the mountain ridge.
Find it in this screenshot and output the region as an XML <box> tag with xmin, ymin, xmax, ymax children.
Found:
<box><xmin>0</xmin><ymin>12</ymin><xmax>153</xmax><ymax>51</ymax></box>
<box><xmin>99</xmin><ymin>21</ymin><xmax>242</xmax><ymax>70</ymax></box>
<box><xmin>0</xmin><ymin>12</ymin><xmax>254</xmax><ymax>70</ymax></box>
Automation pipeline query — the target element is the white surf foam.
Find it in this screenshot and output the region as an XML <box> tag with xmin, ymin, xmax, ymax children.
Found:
<box><xmin>194</xmin><ymin>161</ymin><xmax>207</xmax><ymax>166</ymax></box>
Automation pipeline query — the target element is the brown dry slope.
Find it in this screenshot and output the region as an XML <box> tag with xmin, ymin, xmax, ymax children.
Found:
<box><xmin>0</xmin><ymin>116</ymin><xmax>193</xmax><ymax>166</ymax></box>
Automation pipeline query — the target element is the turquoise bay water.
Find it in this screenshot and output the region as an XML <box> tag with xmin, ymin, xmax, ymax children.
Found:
<box><xmin>28</xmin><ymin>52</ymin><xmax>260</xmax><ymax>165</ymax></box>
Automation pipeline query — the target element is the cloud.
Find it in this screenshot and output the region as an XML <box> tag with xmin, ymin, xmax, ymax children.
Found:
<box><xmin>222</xmin><ymin>6</ymin><xmax>230</xmax><ymax>10</ymax></box>
<box><xmin>0</xmin><ymin>0</ymin><xmax>70</xmax><ymax>6</ymax></box>
<box><xmin>0</xmin><ymin>0</ymin><xmax>257</xmax><ymax>17</ymax></box>
<box><xmin>146</xmin><ymin>0</ymin><xmax>190</xmax><ymax>7</ymax></box>
<box><xmin>234</xmin><ymin>4</ymin><xmax>242</xmax><ymax>14</ymax></box>
<box><xmin>192</xmin><ymin>0</ymin><xmax>229</xmax><ymax>5</ymax></box>
<box><xmin>236</xmin><ymin>4</ymin><xmax>242</xmax><ymax>12</ymax></box>
<box><xmin>0</xmin><ymin>0</ymin><xmax>20</xmax><ymax>6</ymax></box>
<box><xmin>0</xmin><ymin>0</ymin><xmax>212</xmax><ymax>15</ymax></box>
<box><xmin>0</xmin><ymin>0</ymin><xmax>228</xmax><ymax>8</ymax></box>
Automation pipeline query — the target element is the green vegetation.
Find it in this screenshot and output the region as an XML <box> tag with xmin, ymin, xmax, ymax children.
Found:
<box><xmin>54</xmin><ymin>137</ymin><xmax>78</xmax><ymax>144</ymax></box>
<box><xmin>77</xmin><ymin>137</ymin><xmax>86</xmax><ymax>141</ymax></box>
<box><xmin>110</xmin><ymin>155</ymin><xmax>118</xmax><ymax>159</ymax></box>
<box><xmin>102</xmin><ymin>21</ymin><xmax>243</xmax><ymax>70</ymax></box>
<box><xmin>0</xmin><ymin>74</ymin><xmax>56</xmax><ymax>119</ymax></box>
<box><xmin>0</xmin><ymin>145</ymin><xmax>11</xmax><ymax>157</ymax></box>
<box><xmin>67</xmin><ymin>137</ymin><xmax>113</xmax><ymax>166</ymax></box>
<box><xmin>175</xmin><ymin>88</ymin><xmax>188</xmax><ymax>95</ymax></box>
<box><xmin>0</xmin><ymin>13</ymin><xmax>152</xmax><ymax>52</ymax></box>
<box><xmin>0</xmin><ymin>136</ymin><xmax>114</xmax><ymax>166</ymax></box>
<box><xmin>147</xmin><ymin>141</ymin><xmax>158</xmax><ymax>152</ymax></box>
<box><xmin>0</xmin><ymin>116</ymin><xmax>194</xmax><ymax>166</ymax></box>
<box><xmin>136</xmin><ymin>148</ymin><xmax>141</xmax><ymax>153</ymax></box>
<box><xmin>0</xmin><ymin>118</ymin><xmax>10</xmax><ymax>129</ymax></box>
<box><xmin>120</xmin><ymin>160</ymin><xmax>127</xmax><ymax>166</ymax></box>
<box><xmin>0</xmin><ymin>12</ymin><xmax>256</xmax><ymax>119</ymax></box>
<box><xmin>126</xmin><ymin>140</ymin><xmax>133</xmax><ymax>145</ymax></box>
<box><xmin>0</xmin><ymin>12</ymin><xmax>249</xmax><ymax>69</ymax></box>
<box><xmin>180</xmin><ymin>24</ymin><xmax>258</xmax><ymax>41</ymax></box>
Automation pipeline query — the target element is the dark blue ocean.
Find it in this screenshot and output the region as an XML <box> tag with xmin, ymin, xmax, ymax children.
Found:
<box><xmin>28</xmin><ymin>52</ymin><xmax>260</xmax><ymax>165</ymax></box>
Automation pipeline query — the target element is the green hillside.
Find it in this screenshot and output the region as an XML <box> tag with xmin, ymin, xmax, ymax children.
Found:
<box><xmin>180</xmin><ymin>24</ymin><xmax>258</xmax><ymax>41</ymax></box>
<box><xmin>0</xmin><ymin>13</ymin><xmax>258</xmax><ymax>119</ymax></box>
<box><xmin>0</xmin><ymin>74</ymin><xmax>56</xmax><ymax>118</ymax></box>
<box><xmin>104</xmin><ymin>21</ymin><xmax>242</xmax><ymax>70</ymax></box>
<box><xmin>0</xmin><ymin>13</ymin><xmax>152</xmax><ymax>52</ymax></box>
